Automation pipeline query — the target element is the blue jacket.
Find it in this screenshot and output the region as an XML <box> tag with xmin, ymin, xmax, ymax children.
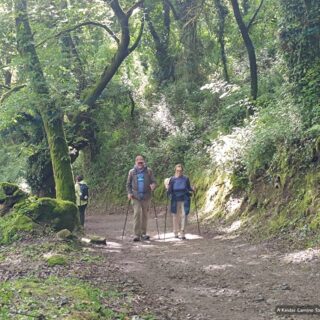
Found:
<box><xmin>167</xmin><ymin>175</ymin><xmax>193</xmax><ymax>215</ymax></box>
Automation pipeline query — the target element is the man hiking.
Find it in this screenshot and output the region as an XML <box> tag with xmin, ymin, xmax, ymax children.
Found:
<box><xmin>126</xmin><ymin>155</ymin><xmax>157</xmax><ymax>241</ymax></box>
<box><xmin>75</xmin><ymin>175</ymin><xmax>89</xmax><ymax>227</ymax></box>
<box><xmin>167</xmin><ymin>164</ymin><xmax>195</xmax><ymax>240</ymax></box>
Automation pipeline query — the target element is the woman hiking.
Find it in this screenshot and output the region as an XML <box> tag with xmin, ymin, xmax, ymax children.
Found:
<box><xmin>167</xmin><ymin>164</ymin><xmax>195</xmax><ymax>240</ymax></box>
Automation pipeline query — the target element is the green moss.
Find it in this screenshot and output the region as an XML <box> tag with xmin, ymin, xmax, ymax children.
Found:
<box><xmin>0</xmin><ymin>212</ymin><xmax>37</xmax><ymax>245</ymax></box>
<box><xmin>230</xmin><ymin>169</ymin><xmax>249</xmax><ymax>192</ymax></box>
<box><xmin>0</xmin><ymin>182</ymin><xmax>19</xmax><ymax>196</ymax></box>
<box><xmin>0</xmin><ymin>182</ymin><xmax>27</xmax><ymax>214</ymax></box>
<box><xmin>46</xmin><ymin>254</ymin><xmax>67</xmax><ymax>267</ymax></box>
<box><xmin>0</xmin><ymin>188</ymin><xmax>6</xmax><ymax>203</ymax></box>
<box><xmin>56</xmin><ymin>229</ymin><xmax>73</xmax><ymax>240</ymax></box>
<box><xmin>15</xmin><ymin>197</ymin><xmax>79</xmax><ymax>231</ymax></box>
<box><xmin>0</xmin><ymin>276</ymin><xmax>147</xmax><ymax>320</ymax></box>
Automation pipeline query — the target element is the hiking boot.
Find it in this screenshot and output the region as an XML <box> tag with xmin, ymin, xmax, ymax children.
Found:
<box><xmin>141</xmin><ymin>235</ymin><xmax>150</xmax><ymax>241</ymax></box>
<box><xmin>133</xmin><ymin>236</ymin><xmax>140</xmax><ymax>242</ymax></box>
<box><xmin>180</xmin><ymin>236</ymin><xmax>186</xmax><ymax>240</ymax></box>
<box><xmin>174</xmin><ymin>235</ymin><xmax>179</xmax><ymax>239</ymax></box>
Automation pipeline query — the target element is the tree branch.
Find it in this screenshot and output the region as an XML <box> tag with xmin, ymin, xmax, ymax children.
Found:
<box><xmin>129</xmin><ymin>13</ymin><xmax>145</xmax><ymax>53</ymax></box>
<box><xmin>247</xmin><ymin>0</ymin><xmax>265</xmax><ymax>31</ymax></box>
<box><xmin>145</xmin><ymin>10</ymin><xmax>161</xmax><ymax>46</ymax></box>
<box><xmin>128</xmin><ymin>91</ymin><xmax>135</xmax><ymax>118</ymax></box>
<box><xmin>0</xmin><ymin>84</ymin><xmax>11</xmax><ymax>90</ymax></box>
<box><xmin>36</xmin><ymin>21</ymin><xmax>120</xmax><ymax>48</ymax></box>
<box><xmin>126</xmin><ymin>0</ymin><xmax>144</xmax><ymax>17</ymax></box>
<box><xmin>83</xmin><ymin>0</ymin><xmax>145</xmax><ymax>107</ymax></box>
<box><xmin>163</xmin><ymin>0</ymin><xmax>180</xmax><ymax>20</ymax></box>
<box><xmin>0</xmin><ymin>84</ymin><xmax>26</xmax><ymax>104</ymax></box>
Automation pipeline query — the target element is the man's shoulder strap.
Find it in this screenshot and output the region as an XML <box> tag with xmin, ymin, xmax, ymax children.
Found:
<box><xmin>147</xmin><ymin>167</ymin><xmax>152</xmax><ymax>177</ymax></box>
<box><xmin>129</xmin><ymin>168</ymin><xmax>136</xmax><ymax>178</ymax></box>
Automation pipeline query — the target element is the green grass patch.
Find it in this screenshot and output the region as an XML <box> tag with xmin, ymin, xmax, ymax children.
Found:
<box><xmin>0</xmin><ymin>276</ymin><xmax>154</xmax><ymax>320</ymax></box>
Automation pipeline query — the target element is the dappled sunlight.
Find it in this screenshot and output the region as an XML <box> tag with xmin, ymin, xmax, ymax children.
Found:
<box><xmin>282</xmin><ymin>248</ymin><xmax>320</xmax><ymax>264</ymax></box>
<box><xmin>106</xmin><ymin>241</ymin><xmax>123</xmax><ymax>249</ymax></box>
<box><xmin>192</xmin><ymin>286</ymin><xmax>240</xmax><ymax>297</ymax></box>
<box><xmin>246</xmin><ymin>260</ymin><xmax>260</xmax><ymax>265</ymax></box>
<box><xmin>153</xmin><ymin>232</ymin><xmax>203</xmax><ymax>243</ymax></box>
<box><xmin>213</xmin><ymin>234</ymin><xmax>239</xmax><ymax>240</ymax></box>
<box><xmin>206</xmin><ymin>118</ymin><xmax>256</xmax><ymax>173</ymax></box>
<box><xmin>131</xmin><ymin>244</ymin><xmax>156</xmax><ymax>250</ymax></box>
<box><xmin>225</xmin><ymin>198</ymin><xmax>244</xmax><ymax>219</ymax></box>
<box><xmin>203</xmin><ymin>264</ymin><xmax>234</xmax><ymax>272</ymax></box>
<box><xmin>218</xmin><ymin>220</ymin><xmax>242</xmax><ymax>234</ymax></box>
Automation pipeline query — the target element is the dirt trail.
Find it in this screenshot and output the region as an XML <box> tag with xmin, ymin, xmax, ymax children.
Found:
<box><xmin>85</xmin><ymin>210</ymin><xmax>320</xmax><ymax>320</ymax></box>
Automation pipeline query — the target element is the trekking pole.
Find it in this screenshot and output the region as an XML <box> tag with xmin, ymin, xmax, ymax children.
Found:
<box><xmin>122</xmin><ymin>200</ymin><xmax>131</xmax><ymax>240</ymax></box>
<box><xmin>151</xmin><ymin>196</ymin><xmax>160</xmax><ymax>240</ymax></box>
<box><xmin>164</xmin><ymin>195</ymin><xmax>169</xmax><ymax>241</ymax></box>
<box><xmin>194</xmin><ymin>191</ymin><xmax>201</xmax><ymax>235</ymax></box>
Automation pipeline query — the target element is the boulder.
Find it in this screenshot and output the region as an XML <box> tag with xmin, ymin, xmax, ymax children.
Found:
<box><xmin>56</xmin><ymin>229</ymin><xmax>73</xmax><ymax>240</ymax></box>
<box><xmin>0</xmin><ymin>182</ymin><xmax>28</xmax><ymax>216</ymax></box>
<box><xmin>15</xmin><ymin>197</ymin><xmax>79</xmax><ymax>232</ymax></box>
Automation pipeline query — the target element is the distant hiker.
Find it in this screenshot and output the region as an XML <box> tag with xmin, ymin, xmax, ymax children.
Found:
<box><xmin>75</xmin><ymin>175</ymin><xmax>89</xmax><ymax>227</ymax></box>
<box><xmin>167</xmin><ymin>164</ymin><xmax>194</xmax><ymax>240</ymax></box>
<box><xmin>126</xmin><ymin>155</ymin><xmax>157</xmax><ymax>242</ymax></box>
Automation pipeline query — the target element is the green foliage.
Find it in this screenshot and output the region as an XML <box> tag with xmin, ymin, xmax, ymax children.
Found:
<box><xmin>230</xmin><ymin>165</ymin><xmax>249</xmax><ymax>192</ymax></box>
<box><xmin>244</xmin><ymin>94</ymin><xmax>303</xmax><ymax>173</ymax></box>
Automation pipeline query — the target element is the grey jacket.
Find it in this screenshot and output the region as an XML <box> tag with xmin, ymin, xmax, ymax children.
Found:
<box><xmin>126</xmin><ymin>167</ymin><xmax>157</xmax><ymax>200</ymax></box>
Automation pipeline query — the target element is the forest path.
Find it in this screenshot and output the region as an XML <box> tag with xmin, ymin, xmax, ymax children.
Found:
<box><xmin>85</xmin><ymin>210</ymin><xmax>320</xmax><ymax>320</ymax></box>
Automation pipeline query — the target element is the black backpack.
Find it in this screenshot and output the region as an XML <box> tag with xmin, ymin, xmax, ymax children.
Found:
<box><xmin>80</xmin><ymin>183</ymin><xmax>89</xmax><ymax>201</ymax></box>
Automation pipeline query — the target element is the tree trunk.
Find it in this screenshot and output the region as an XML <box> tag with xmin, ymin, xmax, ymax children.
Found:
<box><xmin>179</xmin><ymin>0</ymin><xmax>202</xmax><ymax>84</ymax></box>
<box><xmin>230</xmin><ymin>0</ymin><xmax>258</xmax><ymax>100</ymax></box>
<box><xmin>60</xmin><ymin>0</ymin><xmax>87</xmax><ymax>98</ymax></box>
<box><xmin>215</xmin><ymin>0</ymin><xmax>229</xmax><ymax>82</ymax></box>
<box><xmin>145</xmin><ymin>1</ymin><xmax>174</xmax><ymax>83</ymax></box>
<box><xmin>15</xmin><ymin>0</ymin><xmax>75</xmax><ymax>203</ymax></box>
<box><xmin>83</xmin><ymin>0</ymin><xmax>144</xmax><ymax>108</ymax></box>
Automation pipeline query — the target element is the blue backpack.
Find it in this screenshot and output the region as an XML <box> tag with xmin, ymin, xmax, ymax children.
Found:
<box><xmin>80</xmin><ymin>183</ymin><xmax>89</xmax><ymax>201</ymax></box>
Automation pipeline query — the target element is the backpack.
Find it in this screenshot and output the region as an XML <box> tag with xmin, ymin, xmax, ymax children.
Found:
<box><xmin>171</xmin><ymin>176</ymin><xmax>187</xmax><ymax>191</ymax></box>
<box><xmin>80</xmin><ymin>183</ymin><xmax>89</xmax><ymax>201</ymax></box>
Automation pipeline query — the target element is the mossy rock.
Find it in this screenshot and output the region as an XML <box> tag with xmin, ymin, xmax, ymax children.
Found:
<box><xmin>46</xmin><ymin>254</ymin><xmax>67</xmax><ymax>267</ymax></box>
<box><xmin>56</xmin><ymin>229</ymin><xmax>73</xmax><ymax>240</ymax></box>
<box><xmin>15</xmin><ymin>197</ymin><xmax>79</xmax><ymax>232</ymax></box>
<box><xmin>0</xmin><ymin>211</ymin><xmax>38</xmax><ymax>245</ymax></box>
<box><xmin>0</xmin><ymin>182</ymin><xmax>28</xmax><ymax>216</ymax></box>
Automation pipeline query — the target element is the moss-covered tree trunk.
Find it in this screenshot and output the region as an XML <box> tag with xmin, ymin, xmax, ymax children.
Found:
<box><xmin>14</xmin><ymin>0</ymin><xmax>75</xmax><ymax>203</ymax></box>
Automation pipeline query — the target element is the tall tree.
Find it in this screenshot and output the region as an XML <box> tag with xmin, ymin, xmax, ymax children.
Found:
<box><xmin>230</xmin><ymin>0</ymin><xmax>258</xmax><ymax>100</ymax></box>
<box><xmin>83</xmin><ymin>0</ymin><xmax>145</xmax><ymax>108</ymax></box>
<box><xmin>214</xmin><ymin>0</ymin><xmax>229</xmax><ymax>82</ymax></box>
<box><xmin>145</xmin><ymin>0</ymin><xmax>175</xmax><ymax>83</ymax></box>
<box><xmin>164</xmin><ymin>0</ymin><xmax>204</xmax><ymax>84</ymax></box>
<box><xmin>14</xmin><ymin>0</ymin><xmax>75</xmax><ymax>202</ymax></box>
